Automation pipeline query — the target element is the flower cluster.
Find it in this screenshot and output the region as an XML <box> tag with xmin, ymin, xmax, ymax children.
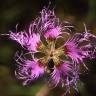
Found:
<box><xmin>8</xmin><ymin>7</ymin><xmax>96</xmax><ymax>93</ymax></box>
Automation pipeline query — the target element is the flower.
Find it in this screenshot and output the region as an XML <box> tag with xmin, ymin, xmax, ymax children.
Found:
<box><xmin>6</xmin><ymin>7</ymin><xmax>96</xmax><ymax>94</ymax></box>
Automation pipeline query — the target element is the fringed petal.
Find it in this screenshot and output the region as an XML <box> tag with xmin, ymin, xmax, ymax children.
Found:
<box><xmin>49</xmin><ymin>62</ymin><xmax>72</xmax><ymax>87</ymax></box>
<box><xmin>10</xmin><ymin>31</ymin><xmax>28</xmax><ymax>47</ymax></box>
<box><xmin>10</xmin><ymin>30</ymin><xmax>41</xmax><ymax>52</ymax></box>
<box><xmin>64</xmin><ymin>33</ymin><xmax>87</xmax><ymax>63</ymax></box>
<box><xmin>15</xmin><ymin>53</ymin><xmax>45</xmax><ymax>85</ymax></box>
<box><xmin>44</xmin><ymin>27</ymin><xmax>61</xmax><ymax>39</ymax></box>
<box><xmin>81</xmin><ymin>44</ymin><xmax>96</xmax><ymax>59</ymax></box>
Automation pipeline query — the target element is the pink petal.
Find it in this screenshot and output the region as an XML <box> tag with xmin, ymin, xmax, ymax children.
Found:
<box><xmin>45</xmin><ymin>27</ymin><xmax>61</xmax><ymax>39</ymax></box>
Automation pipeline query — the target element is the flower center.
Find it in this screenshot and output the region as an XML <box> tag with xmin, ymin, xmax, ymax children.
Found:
<box><xmin>39</xmin><ymin>41</ymin><xmax>64</xmax><ymax>66</ymax></box>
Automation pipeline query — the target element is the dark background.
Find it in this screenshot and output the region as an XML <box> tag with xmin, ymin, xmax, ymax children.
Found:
<box><xmin>0</xmin><ymin>0</ymin><xmax>96</xmax><ymax>96</ymax></box>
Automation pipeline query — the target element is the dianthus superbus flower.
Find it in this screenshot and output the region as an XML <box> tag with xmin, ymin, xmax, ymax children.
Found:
<box><xmin>3</xmin><ymin>7</ymin><xmax>96</xmax><ymax>94</ymax></box>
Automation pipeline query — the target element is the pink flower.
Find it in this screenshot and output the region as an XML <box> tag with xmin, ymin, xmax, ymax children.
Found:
<box><xmin>4</xmin><ymin>7</ymin><xmax>96</xmax><ymax>94</ymax></box>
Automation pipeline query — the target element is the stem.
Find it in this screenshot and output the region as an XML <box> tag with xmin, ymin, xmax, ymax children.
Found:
<box><xmin>36</xmin><ymin>84</ymin><xmax>50</xmax><ymax>96</ymax></box>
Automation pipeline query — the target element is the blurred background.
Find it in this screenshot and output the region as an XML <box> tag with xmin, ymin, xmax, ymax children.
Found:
<box><xmin>0</xmin><ymin>0</ymin><xmax>96</xmax><ymax>96</ymax></box>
